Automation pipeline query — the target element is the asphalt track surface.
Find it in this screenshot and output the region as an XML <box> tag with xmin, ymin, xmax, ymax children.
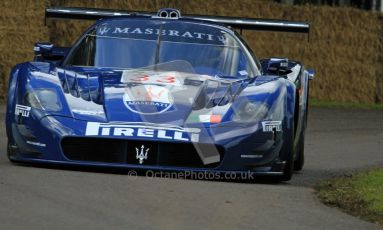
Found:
<box><xmin>0</xmin><ymin>105</ymin><xmax>382</xmax><ymax>230</ymax></box>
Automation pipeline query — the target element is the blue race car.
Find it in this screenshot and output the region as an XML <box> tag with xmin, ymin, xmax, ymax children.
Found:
<box><xmin>5</xmin><ymin>7</ymin><xmax>314</xmax><ymax>181</ymax></box>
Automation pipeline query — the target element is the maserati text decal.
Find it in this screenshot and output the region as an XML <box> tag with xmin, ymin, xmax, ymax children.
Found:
<box><xmin>97</xmin><ymin>26</ymin><xmax>227</xmax><ymax>43</ymax></box>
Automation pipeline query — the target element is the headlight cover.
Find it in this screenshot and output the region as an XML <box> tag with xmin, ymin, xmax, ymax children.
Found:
<box><xmin>232</xmin><ymin>101</ymin><xmax>269</xmax><ymax>123</ymax></box>
<box><xmin>24</xmin><ymin>89</ymin><xmax>62</xmax><ymax>112</ymax></box>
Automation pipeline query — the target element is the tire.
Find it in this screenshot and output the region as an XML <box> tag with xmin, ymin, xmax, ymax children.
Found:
<box><xmin>279</xmin><ymin>141</ymin><xmax>294</xmax><ymax>181</ymax></box>
<box><xmin>293</xmin><ymin>135</ymin><xmax>305</xmax><ymax>171</ymax></box>
<box><xmin>275</xmin><ymin>117</ymin><xmax>295</xmax><ymax>182</ymax></box>
<box><xmin>7</xmin><ymin>140</ymin><xmax>16</xmax><ymax>162</ymax></box>
<box><xmin>294</xmin><ymin>92</ymin><xmax>309</xmax><ymax>171</ymax></box>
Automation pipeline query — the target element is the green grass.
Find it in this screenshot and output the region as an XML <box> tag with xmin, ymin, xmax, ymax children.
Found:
<box><xmin>317</xmin><ymin>168</ymin><xmax>383</xmax><ymax>225</ymax></box>
<box><xmin>310</xmin><ymin>99</ymin><xmax>383</xmax><ymax>109</ymax></box>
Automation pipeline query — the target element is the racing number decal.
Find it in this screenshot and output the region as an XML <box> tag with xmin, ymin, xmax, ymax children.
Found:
<box><xmin>156</xmin><ymin>76</ymin><xmax>176</xmax><ymax>84</ymax></box>
<box><xmin>129</xmin><ymin>75</ymin><xmax>178</xmax><ymax>85</ymax></box>
<box><xmin>130</xmin><ymin>75</ymin><xmax>150</xmax><ymax>82</ymax></box>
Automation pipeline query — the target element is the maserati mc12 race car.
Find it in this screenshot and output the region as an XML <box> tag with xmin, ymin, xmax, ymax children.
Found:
<box><xmin>6</xmin><ymin>7</ymin><xmax>314</xmax><ymax>181</ymax></box>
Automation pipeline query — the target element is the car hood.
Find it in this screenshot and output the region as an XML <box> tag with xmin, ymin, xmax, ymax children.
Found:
<box><xmin>56</xmin><ymin>67</ymin><xmax>247</xmax><ymax>125</ymax></box>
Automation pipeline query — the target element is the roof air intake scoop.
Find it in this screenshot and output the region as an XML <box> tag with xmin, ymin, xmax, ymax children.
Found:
<box><xmin>157</xmin><ymin>8</ymin><xmax>181</xmax><ymax>19</ymax></box>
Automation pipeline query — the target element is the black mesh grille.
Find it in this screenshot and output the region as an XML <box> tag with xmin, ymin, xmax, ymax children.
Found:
<box><xmin>61</xmin><ymin>138</ymin><xmax>127</xmax><ymax>163</ymax></box>
<box><xmin>61</xmin><ymin>137</ymin><xmax>223</xmax><ymax>168</ymax></box>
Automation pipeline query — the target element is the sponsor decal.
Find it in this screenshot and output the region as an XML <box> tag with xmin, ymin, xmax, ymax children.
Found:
<box><xmin>85</xmin><ymin>122</ymin><xmax>200</xmax><ymax>142</ymax></box>
<box><xmin>123</xmin><ymin>84</ymin><xmax>174</xmax><ymax>114</ymax></box>
<box><xmin>261</xmin><ymin>121</ymin><xmax>282</xmax><ymax>132</ymax></box>
<box><xmin>198</xmin><ymin>115</ymin><xmax>222</xmax><ymax>123</ymax></box>
<box><xmin>15</xmin><ymin>104</ymin><xmax>31</xmax><ymax>117</ymax></box>
<box><xmin>136</xmin><ymin>145</ymin><xmax>150</xmax><ymax>164</ymax></box>
<box><xmin>72</xmin><ymin>109</ymin><xmax>104</xmax><ymax>116</ymax></box>
<box><xmin>96</xmin><ymin>26</ymin><xmax>227</xmax><ymax>44</ymax></box>
<box><xmin>26</xmin><ymin>141</ymin><xmax>46</xmax><ymax>147</ymax></box>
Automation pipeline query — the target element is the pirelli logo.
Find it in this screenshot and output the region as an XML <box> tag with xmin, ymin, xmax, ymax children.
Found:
<box><xmin>261</xmin><ymin>121</ymin><xmax>282</xmax><ymax>132</ymax></box>
<box><xmin>85</xmin><ymin>122</ymin><xmax>201</xmax><ymax>142</ymax></box>
<box><xmin>15</xmin><ymin>104</ymin><xmax>31</xmax><ymax>117</ymax></box>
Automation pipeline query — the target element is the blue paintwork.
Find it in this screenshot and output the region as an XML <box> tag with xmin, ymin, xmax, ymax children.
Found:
<box><xmin>5</xmin><ymin>13</ymin><xmax>312</xmax><ymax>179</ymax></box>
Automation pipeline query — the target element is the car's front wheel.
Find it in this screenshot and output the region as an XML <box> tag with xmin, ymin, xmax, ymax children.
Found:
<box><xmin>294</xmin><ymin>95</ymin><xmax>308</xmax><ymax>171</ymax></box>
<box><xmin>279</xmin><ymin>142</ymin><xmax>294</xmax><ymax>181</ymax></box>
<box><xmin>275</xmin><ymin>118</ymin><xmax>295</xmax><ymax>181</ymax></box>
<box><xmin>7</xmin><ymin>140</ymin><xmax>15</xmax><ymax>162</ymax></box>
<box><xmin>294</xmin><ymin>134</ymin><xmax>305</xmax><ymax>171</ymax></box>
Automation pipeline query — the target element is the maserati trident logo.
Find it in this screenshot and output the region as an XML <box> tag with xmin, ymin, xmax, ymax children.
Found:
<box><xmin>136</xmin><ymin>145</ymin><xmax>150</xmax><ymax>164</ymax></box>
<box><xmin>98</xmin><ymin>27</ymin><xmax>111</xmax><ymax>35</ymax></box>
<box><xmin>123</xmin><ymin>84</ymin><xmax>173</xmax><ymax>114</ymax></box>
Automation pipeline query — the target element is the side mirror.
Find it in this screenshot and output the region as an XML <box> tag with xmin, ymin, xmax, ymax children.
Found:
<box><xmin>266</xmin><ymin>58</ymin><xmax>292</xmax><ymax>76</ymax></box>
<box><xmin>33</xmin><ymin>42</ymin><xmax>69</xmax><ymax>64</ymax></box>
<box><xmin>34</xmin><ymin>42</ymin><xmax>54</xmax><ymax>56</ymax></box>
<box><xmin>307</xmin><ymin>69</ymin><xmax>315</xmax><ymax>80</ymax></box>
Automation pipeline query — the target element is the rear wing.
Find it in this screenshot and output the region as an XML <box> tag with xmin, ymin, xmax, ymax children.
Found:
<box><xmin>45</xmin><ymin>7</ymin><xmax>310</xmax><ymax>34</ymax></box>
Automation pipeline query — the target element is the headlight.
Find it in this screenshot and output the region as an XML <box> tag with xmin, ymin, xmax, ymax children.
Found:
<box><xmin>232</xmin><ymin>101</ymin><xmax>269</xmax><ymax>122</ymax></box>
<box><xmin>24</xmin><ymin>89</ymin><xmax>61</xmax><ymax>112</ymax></box>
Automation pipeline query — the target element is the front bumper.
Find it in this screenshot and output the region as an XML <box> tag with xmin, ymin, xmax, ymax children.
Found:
<box><xmin>9</xmin><ymin>115</ymin><xmax>287</xmax><ymax>175</ymax></box>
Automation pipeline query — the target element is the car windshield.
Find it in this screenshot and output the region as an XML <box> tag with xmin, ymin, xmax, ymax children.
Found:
<box><xmin>65</xmin><ymin>18</ymin><xmax>257</xmax><ymax>78</ymax></box>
